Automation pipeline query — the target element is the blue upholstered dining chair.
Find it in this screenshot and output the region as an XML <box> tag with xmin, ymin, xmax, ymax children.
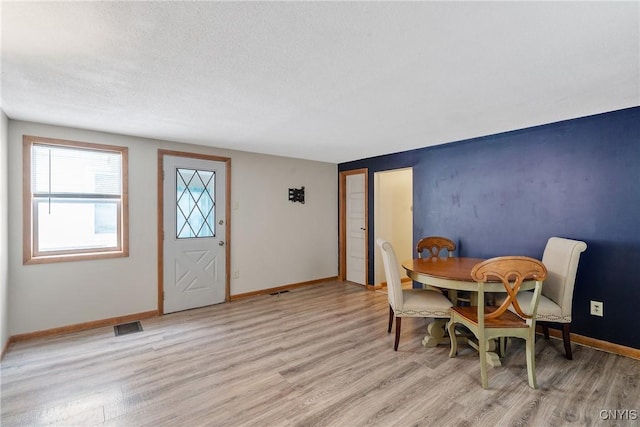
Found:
<box><xmin>377</xmin><ymin>238</ymin><xmax>453</xmax><ymax>351</ymax></box>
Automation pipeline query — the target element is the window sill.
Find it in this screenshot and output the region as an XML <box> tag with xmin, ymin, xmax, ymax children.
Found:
<box><xmin>24</xmin><ymin>250</ymin><xmax>129</xmax><ymax>265</ymax></box>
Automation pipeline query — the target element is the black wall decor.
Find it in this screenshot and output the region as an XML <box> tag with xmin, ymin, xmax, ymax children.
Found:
<box><xmin>288</xmin><ymin>186</ymin><xmax>305</xmax><ymax>204</ymax></box>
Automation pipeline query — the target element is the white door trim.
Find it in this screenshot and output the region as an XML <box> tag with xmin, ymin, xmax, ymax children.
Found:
<box><xmin>157</xmin><ymin>149</ymin><xmax>231</xmax><ymax>314</ymax></box>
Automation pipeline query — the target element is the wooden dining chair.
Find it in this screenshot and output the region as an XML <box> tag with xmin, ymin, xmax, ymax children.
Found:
<box><xmin>416</xmin><ymin>237</ymin><xmax>456</xmax><ymax>295</ymax></box>
<box><xmin>377</xmin><ymin>238</ymin><xmax>453</xmax><ymax>351</ymax></box>
<box><xmin>447</xmin><ymin>256</ymin><xmax>547</xmax><ymax>389</ymax></box>
<box><xmin>416</xmin><ymin>236</ymin><xmax>456</xmax><ymax>259</ymax></box>
<box><xmin>416</xmin><ymin>236</ymin><xmax>470</xmax><ymax>305</ymax></box>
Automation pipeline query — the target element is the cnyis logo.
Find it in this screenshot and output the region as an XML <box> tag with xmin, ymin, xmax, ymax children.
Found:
<box><xmin>599</xmin><ymin>409</ymin><xmax>638</xmax><ymax>420</ymax></box>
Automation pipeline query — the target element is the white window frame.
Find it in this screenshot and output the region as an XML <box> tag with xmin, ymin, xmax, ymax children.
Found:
<box><xmin>23</xmin><ymin>135</ymin><xmax>129</xmax><ymax>264</ymax></box>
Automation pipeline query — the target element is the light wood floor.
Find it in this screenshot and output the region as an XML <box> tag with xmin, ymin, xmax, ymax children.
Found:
<box><xmin>1</xmin><ymin>281</ymin><xmax>639</xmax><ymax>426</ymax></box>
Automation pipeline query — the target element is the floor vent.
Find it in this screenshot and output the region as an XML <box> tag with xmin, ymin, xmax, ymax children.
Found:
<box><xmin>269</xmin><ymin>290</ymin><xmax>290</xmax><ymax>296</ymax></box>
<box><xmin>114</xmin><ymin>321</ymin><xmax>143</xmax><ymax>336</ymax></box>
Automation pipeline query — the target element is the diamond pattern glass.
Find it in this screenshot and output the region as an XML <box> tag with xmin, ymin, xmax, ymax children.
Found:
<box><xmin>176</xmin><ymin>168</ymin><xmax>215</xmax><ymax>239</ymax></box>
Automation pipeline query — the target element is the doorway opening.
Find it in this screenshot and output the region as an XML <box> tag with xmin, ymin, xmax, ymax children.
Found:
<box><xmin>374</xmin><ymin>168</ymin><xmax>413</xmax><ymax>286</ymax></box>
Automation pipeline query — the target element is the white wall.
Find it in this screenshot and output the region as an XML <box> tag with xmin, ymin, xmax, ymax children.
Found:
<box><xmin>1</xmin><ymin>110</ymin><xmax>9</xmax><ymax>350</ymax></box>
<box><xmin>7</xmin><ymin>120</ymin><xmax>338</xmax><ymax>335</ymax></box>
<box><xmin>374</xmin><ymin>168</ymin><xmax>412</xmax><ymax>284</ymax></box>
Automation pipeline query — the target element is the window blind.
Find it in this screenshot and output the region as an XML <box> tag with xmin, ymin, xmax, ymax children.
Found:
<box><xmin>32</xmin><ymin>144</ymin><xmax>122</xmax><ymax>196</ymax></box>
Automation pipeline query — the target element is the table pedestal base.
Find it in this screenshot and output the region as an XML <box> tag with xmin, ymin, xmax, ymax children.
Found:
<box><xmin>421</xmin><ymin>320</ymin><xmax>503</xmax><ymax>367</ymax></box>
<box><xmin>464</xmin><ymin>338</ymin><xmax>502</xmax><ymax>367</ymax></box>
<box><xmin>422</xmin><ymin>319</ymin><xmax>450</xmax><ymax>347</ymax></box>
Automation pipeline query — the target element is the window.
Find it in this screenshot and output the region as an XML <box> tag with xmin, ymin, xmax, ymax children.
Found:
<box><xmin>23</xmin><ymin>136</ymin><xmax>128</xmax><ymax>264</ymax></box>
<box><xmin>176</xmin><ymin>168</ymin><xmax>215</xmax><ymax>239</ymax></box>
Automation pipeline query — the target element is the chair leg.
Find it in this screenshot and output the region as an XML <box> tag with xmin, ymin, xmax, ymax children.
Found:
<box><xmin>394</xmin><ymin>317</ymin><xmax>402</xmax><ymax>351</ymax></box>
<box><xmin>541</xmin><ymin>323</ymin><xmax>550</xmax><ymax>340</ymax></box>
<box><xmin>562</xmin><ymin>323</ymin><xmax>573</xmax><ymax>360</ymax></box>
<box><xmin>526</xmin><ymin>330</ymin><xmax>537</xmax><ymax>388</ymax></box>
<box><xmin>447</xmin><ymin>289</ymin><xmax>458</xmax><ymax>306</ymax></box>
<box><xmin>499</xmin><ymin>337</ymin><xmax>507</xmax><ymax>358</ymax></box>
<box><xmin>387</xmin><ymin>305</ymin><xmax>394</xmax><ymax>333</ymax></box>
<box><xmin>479</xmin><ymin>335</ymin><xmax>488</xmax><ymax>389</ymax></box>
<box><xmin>447</xmin><ymin>319</ymin><xmax>458</xmax><ymax>357</ymax></box>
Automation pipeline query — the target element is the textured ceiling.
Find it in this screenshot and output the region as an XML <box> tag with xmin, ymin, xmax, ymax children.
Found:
<box><xmin>1</xmin><ymin>1</ymin><xmax>638</xmax><ymax>163</ymax></box>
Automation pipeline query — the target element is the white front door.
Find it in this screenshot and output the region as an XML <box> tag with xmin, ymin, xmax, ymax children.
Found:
<box><xmin>163</xmin><ymin>155</ymin><xmax>226</xmax><ymax>313</ymax></box>
<box><xmin>346</xmin><ymin>173</ymin><xmax>366</xmax><ymax>285</ymax></box>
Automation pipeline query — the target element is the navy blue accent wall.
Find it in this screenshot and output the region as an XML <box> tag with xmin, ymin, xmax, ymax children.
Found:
<box><xmin>339</xmin><ymin>107</ymin><xmax>640</xmax><ymax>349</ymax></box>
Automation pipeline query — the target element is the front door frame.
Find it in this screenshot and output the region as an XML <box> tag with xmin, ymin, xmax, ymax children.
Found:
<box><xmin>157</xmin><ymin>149</ymin><xmax>232</xmax><ymax>315</ymax></box>
<box><xmin>338</xmin><ymin>168</ymin><xmax>369</xmax><ymax>285</ymax></box>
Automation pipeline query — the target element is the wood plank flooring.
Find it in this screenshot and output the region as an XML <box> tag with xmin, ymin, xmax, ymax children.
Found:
<box><xmin>1</xmin><ymin>281</ymin><xmax>639</xmax><ymax>426</ymax></box>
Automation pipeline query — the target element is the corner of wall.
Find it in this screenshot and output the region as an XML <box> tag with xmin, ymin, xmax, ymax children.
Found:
<box><xmin>0</xmin><ymin>109</ymin><xmax>9</xmax><ymax>356</ymax></box>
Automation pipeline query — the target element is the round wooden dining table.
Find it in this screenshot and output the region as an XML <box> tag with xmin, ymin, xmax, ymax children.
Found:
<box><xmin>402</xmin><ymin>256</ymin><xmax>538</xmax><ymax>367</ymax></box>
<box><xmin>402</xmin><ymin>257</ymin><xmax>535</xmax><ymax>292</ymax></box>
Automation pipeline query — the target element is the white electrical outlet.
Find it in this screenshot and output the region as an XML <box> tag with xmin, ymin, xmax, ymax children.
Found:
<box><xmin>232</xmin><ymin>269</ymin><xmax>239</xmax><ymax>279</ymax></box>
<box><xmin>590</xmin><ymin>300</ymin><xmax>603</xmax><ymax>317</ymax></box>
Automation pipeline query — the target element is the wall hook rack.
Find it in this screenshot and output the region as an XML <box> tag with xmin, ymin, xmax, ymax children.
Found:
<box><xmin>288</xmin><ymin>186</ymin><xmax>305</xmax><ymax>204</ymax></box>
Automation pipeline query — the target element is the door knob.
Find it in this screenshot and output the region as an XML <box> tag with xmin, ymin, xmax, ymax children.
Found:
<box><xmin>219</xmin><ymin>241</ymin><xmax>225</xmax><ymax>246</ymax></box>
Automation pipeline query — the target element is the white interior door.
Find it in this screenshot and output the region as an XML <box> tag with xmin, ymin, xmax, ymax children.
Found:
<box><xmin>346</xmin><ymin>173</ymin><xmax>366</xmax><ymax>285</ymax></box>
<box><xmin>163</xmin><ymin>155</ymin><xmax>226</xmax><ymax>313</ymax></box>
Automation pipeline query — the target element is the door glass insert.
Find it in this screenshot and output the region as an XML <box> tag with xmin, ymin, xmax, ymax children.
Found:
<box><xmin>176</xmin><ymin>168</ymin><xmax>215</xmax><ymax>239</ymax></box>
